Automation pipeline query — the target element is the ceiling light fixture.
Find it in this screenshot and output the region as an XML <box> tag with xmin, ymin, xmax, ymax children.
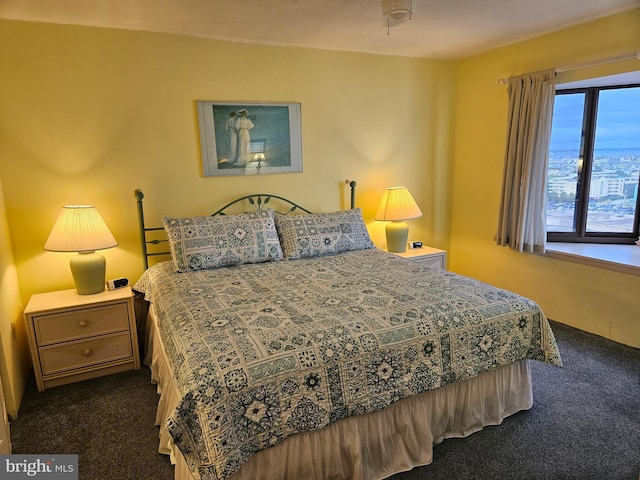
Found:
<box><xmin>381</xmin><ymin>0</ymin><xmax>416</xmax><ymax>35</ymax></box>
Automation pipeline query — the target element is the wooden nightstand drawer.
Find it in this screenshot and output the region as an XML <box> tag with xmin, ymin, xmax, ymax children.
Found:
<box><xmin>24</xmin><ymin>287</ymin><xmax>140</xmax><ymax>391</ymax></box>
<box><xmin>34</xmin><ymin>303</ymin><xmax>130</xmax><ymax>345</ymax></box>
<box><xmin>39</xmin><ymin>332</ymin><xmax>133</xmax><ymax>376</ymax></box>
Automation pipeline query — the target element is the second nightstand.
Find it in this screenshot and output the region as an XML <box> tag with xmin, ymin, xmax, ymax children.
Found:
<box><xmin>24</xmin><ymin>286</ymin><xmax>140</xmax><ymax>391</ymax></box>
<box><xmin>388</xmin><ymin>246</ymin><xmax>447</xmax><ymax>269</ymax></box>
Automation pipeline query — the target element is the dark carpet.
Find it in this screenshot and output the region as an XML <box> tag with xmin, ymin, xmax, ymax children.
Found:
<box><xmin>10</xmin><ymin>321</ymin><xmax>640</xmax><ymax>480</ymax></box>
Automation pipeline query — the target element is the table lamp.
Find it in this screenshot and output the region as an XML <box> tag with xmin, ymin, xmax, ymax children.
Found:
<box><xmin>375</xmin><ymin>186</ymin><xmax>422</xmax><ymax>253</ymax></box>
<box><xmin>45</xmin><ymin>205</ymin><xmax>118</xmax><ymax>295</ymax></box>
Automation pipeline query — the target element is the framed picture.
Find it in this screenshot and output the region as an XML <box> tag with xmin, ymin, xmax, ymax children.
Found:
<box><xmin>196</xmin><ymin>101</ymin><xmax>303</xmax><ymax>176</ymax></box>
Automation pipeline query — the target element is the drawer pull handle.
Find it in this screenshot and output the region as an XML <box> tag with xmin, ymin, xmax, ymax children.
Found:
<box><xmin>83</xmin><ymin>349</ymin><xmax>92</xmax><ymax>356</ymax></box>
<box><xmin>79</xmin><ymin>321</ymin><xmax>88</xmax><ymax>327</ymax></box>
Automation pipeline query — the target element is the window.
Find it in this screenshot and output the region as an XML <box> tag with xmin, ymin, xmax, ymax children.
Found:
<box><xmin>546</xmin><ymin>84</ymin><xmax>640</xmax><ymax>244</ymax></box>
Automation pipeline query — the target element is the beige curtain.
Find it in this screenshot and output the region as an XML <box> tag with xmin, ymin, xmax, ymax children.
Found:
<box><xmin>496</xmin><ymin>70</ymin><xmax>555</xmax><ymax>253</ymax></box>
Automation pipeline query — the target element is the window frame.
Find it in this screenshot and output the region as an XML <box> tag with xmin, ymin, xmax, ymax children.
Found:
<box><xmin>547</xmin><ymin>83</ymin><xmax>640</xmax><ymax>245</ymax></box>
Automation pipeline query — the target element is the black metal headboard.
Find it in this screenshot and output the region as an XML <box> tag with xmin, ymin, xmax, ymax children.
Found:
<box><xmin>135</xmin><ymin>180</ymin><xmax>358</xmax><ymax>270</ymax></box>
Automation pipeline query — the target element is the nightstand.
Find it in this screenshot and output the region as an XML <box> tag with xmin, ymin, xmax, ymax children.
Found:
<box><xmin>24</xmin><ymin>286</ymin><xmax>140</xmax><ymax>391</ymax></box>
<box><xmin>388</xmin><ymin>246</ymin><xmax>447</xmax><ymax>269</ymax></box>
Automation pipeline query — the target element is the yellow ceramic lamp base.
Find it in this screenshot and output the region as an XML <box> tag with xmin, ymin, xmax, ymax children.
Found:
<box><xmin>70</xmin><ymin>251</ymin><xmax>107</xmax><ymax>295</ymax></box>
<box><xmin>386</xmin><ymin>220</ymin><xmax>409</xmax><ymax>253</ymax></box>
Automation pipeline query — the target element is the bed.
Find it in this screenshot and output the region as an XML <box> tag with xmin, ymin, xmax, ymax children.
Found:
<box><xmin>132</xmin><ymin>183</ymin><xmax>562</xmax><ymax>480</ymax></box>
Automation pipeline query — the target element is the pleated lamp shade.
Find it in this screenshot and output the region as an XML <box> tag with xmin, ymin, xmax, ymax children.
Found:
<box><xmin>375</xmin><ymin>186</ymin><xmax>422</xmax><ymax>253</ymax></box>
<box><xmin>45</xmin><ymin>206</ymin><xmax>118</xmax><ymax>295</ymax></box>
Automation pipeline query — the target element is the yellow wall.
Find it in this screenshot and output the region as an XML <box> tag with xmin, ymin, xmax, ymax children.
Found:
<box><xmin>450</xmin><ymin>9</ymin><xmax>640</xmax><ymax>347</ymax></box>
<box><xmin>0</xmin><ymin>176</ymin><xmax>29</xmax><ymax>417</ymax></box>
<box><xmin>0</xmin><ymin>20</ymin><xmax>457</xmax><ymax>307</ymax></box>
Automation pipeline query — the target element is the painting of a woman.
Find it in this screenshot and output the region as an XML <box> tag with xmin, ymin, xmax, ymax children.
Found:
<box><xmin>225</xmin><ymin>111</ymin><xmax>238</xmax><ymax>165</ymax></box>
<box><xmin>197</xmin><ymin>101</ymin><xmax>302</xmax><ymax>176</ymax></box>
<box><xmin>235</xmin><ymin>109</ymin><xmax>254</xmax><ymax>166</ymax></box>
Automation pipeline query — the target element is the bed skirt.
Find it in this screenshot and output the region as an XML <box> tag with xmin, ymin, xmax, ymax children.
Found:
<box><xmin>145</xmin><ymin>307</ymin><xmax>533</xmax><ymax>480</ymax></box>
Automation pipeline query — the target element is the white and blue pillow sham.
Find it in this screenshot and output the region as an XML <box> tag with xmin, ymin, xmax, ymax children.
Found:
<box><xmin>163</xmin><ymin>208</ymin><xmax>374</xmax><ymax>272</ymax></box>
<box><xmin>163</xmin><ymin>209</ymin><xmax>283</xmax><ymax>272</ymax></box>
<box><xmin>275</xmin><ymin>208</ymin><xmax>374</xmax><ymax>259</ymax></box>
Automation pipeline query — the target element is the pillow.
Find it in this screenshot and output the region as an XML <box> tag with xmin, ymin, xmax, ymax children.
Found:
<box><xmin>275</xmin><ymin>208</ymin><xmax>374</xmax><ymax>259</ymax></box>
<box><xmin>163</xmin><ymin>209</ymin><xmax>283</xmax><ymax>272</ymax></box>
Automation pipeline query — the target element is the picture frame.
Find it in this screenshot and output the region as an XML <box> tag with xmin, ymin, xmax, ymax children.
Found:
<box><xmin>196</xmin><ymin>101</ymin><xmax>303</xmax><ymax>176</ymax></box>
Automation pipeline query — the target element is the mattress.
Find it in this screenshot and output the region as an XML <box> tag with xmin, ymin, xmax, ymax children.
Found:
<box><xmin>134</xmin><ymin>248</ymin><xmax>561</xmax><ymax>479</ymax></box>
<box><xmin>147</xmin><ymin>308</ymin><xmax>534</xmax><ymax>480</ymax></box>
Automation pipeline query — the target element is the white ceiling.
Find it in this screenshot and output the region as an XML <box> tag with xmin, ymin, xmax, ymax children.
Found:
<box><xmin>1</xmin><ymin>0</ymin><xmax>638</xmax><ymax>59</ymax></box>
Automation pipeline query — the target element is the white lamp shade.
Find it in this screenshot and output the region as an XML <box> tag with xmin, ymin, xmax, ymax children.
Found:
<box><xmin>375</xmin><ymin>186</ymin><xmax>423</xmax><ymax>221</ymax></box>
<box><xmin>45</xmin><ymin>205</ymin><xmax>118</xmax><ymax>253</ymax></box>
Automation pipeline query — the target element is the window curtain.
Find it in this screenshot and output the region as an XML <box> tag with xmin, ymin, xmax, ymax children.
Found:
<box><xmin>495</xmin><ymin>70</ymin><xmax>555</xmax><ymax>253</ymax></box>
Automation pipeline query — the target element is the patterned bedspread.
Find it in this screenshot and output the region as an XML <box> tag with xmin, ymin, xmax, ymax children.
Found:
<box><xmin>134</xmin><ymin>248</ymin><xmax>561</xmax><ymax>480</ymax></box>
